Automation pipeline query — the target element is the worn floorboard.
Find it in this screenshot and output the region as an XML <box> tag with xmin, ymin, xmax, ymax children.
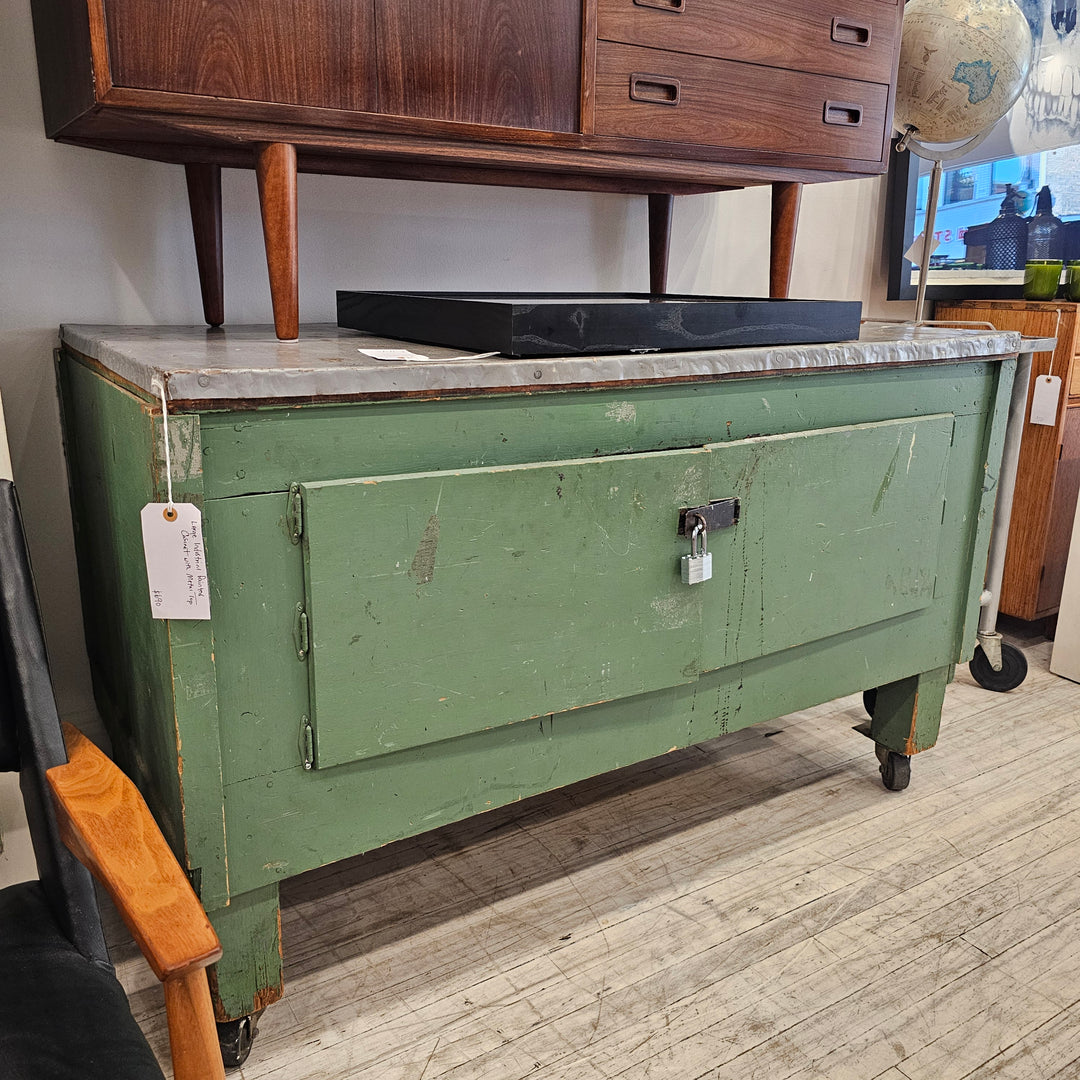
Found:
<box><xmin>109</xmin><ymin>631</ymin><xmax>1080</xmax><ymax>1079</ymax></box>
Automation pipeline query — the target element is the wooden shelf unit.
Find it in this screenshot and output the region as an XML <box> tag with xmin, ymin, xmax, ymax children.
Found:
<box><xmin>935</xmin><ymin>299</ymin><xmax>1080</xmax><ymax>622</ymax></box>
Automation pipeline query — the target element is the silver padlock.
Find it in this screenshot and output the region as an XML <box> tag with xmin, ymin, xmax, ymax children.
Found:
<box><xmin>681</xmin><ymin>517</ymin><xmax>713</xmax><ymax>584</ymax></box>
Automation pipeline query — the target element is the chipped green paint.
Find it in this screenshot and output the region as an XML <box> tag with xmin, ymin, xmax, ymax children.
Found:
<box><xmin>58</xmin><ymin>357</ymin><xmax>228</xmax><ymax>906</ymax></box>
<box><xmin>872</xmin><ymin>440</ymin><xmax>900</xmax><ymax>514</ymax></box>
<box><xmin>408</xmin><ymin>512</ymin><xmax>440</xmax><ymax>585</ymax></box>
<box><xmin>57</xmin><ymin>344</ymin><xmax>1016</xmax><ymax>1022</ymax></box>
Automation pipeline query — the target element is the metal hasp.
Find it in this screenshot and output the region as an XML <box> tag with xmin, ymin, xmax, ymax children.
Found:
<box><xmin>677</xmin><ymin>498</ymin><xmax>739</xmax><ymax>536</ymax></box>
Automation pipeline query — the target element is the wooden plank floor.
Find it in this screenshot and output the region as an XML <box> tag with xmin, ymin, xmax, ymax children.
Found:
<box><xmin>110</xmin><ymin>634</ymin><xmax>1080</xmax><ymax>1079</ymax></box>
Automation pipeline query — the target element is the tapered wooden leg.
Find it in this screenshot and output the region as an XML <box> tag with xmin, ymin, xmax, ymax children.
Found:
<box><xmin>769</xmin><ymin>181</ymin><xmax>803</xmax><ymax>298</ymax></box>
<box><xmin>648</xmin><ymin>193</ymin><xmax>674</xmax><ymax>295</ymax></box>
<box><xmin>164</xmin><ymin>970</ymin><xmax>227</xmax><ymax>1080</ymax></box>
<box><xmin>185</xmin><ymin>164</ymin><xmax>225</xmax><ymax>328</ymax></box>
<box><xmin>255</xmin><ymin>142</ymin><xmax>299</xmax><ymax>341</ymax></box>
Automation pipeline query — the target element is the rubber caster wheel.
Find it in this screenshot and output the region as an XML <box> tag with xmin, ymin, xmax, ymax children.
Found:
<box><xmin>969</xmin><ymin>642</ymin><xmax>1028</xmax><ymax>692</ymax></box>
<box><xmin>217</xmin><ymin>1013</ymin><xmax>259</xmax><ymax>1069</ymax></box>
<box><xmin>863</xmin><ymin>688</ymin><xmax>877</xmax><ymax>718</ymax></box>
<box><xmin>875</xmin><ymin>743</ymin><xmax>910</xmax><ymax>792</ymax></box>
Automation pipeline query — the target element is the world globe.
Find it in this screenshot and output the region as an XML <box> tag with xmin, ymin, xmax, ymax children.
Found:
<box><xmin>894</xmin><ymin>0</ymin><xmax>1033</xmax><ymax>146</ymax></box>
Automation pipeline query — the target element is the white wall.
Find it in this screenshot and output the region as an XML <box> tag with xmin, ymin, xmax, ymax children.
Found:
<box><xmin>0</xmin><ymin>0</ymin><xmax>913</xmax><ymax>884</ymax></box>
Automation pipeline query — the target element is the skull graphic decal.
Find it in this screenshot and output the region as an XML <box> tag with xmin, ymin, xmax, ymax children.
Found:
<box><xmin>1011</xmin><ymin>0</ymin><xmax>1080</xmax><ymax>151</ymax></box>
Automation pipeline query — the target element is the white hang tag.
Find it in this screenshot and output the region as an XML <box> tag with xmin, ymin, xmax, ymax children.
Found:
<box><xmin>904</xmin><ymin>231</ymin><xmax>940</xmax><ymax>265</ymax></box>
<box><xmin>1030</xmin><ymin>375</ymin><xmax>1062</xmax><ymax>427</ymax></box>
<box><xmin>140</xmin><ymin>503</ymin><xmax>212</xmax><ymax>620</ymax></box>
<box><xmin>359</xmin><ymin>347</ymin><xmax>430</xmax><ymax>361</ymax></box>
<box><xmin>358</xmin><ymin>347</ymin><xmax>499</xmax><ymax>362</ymax></box>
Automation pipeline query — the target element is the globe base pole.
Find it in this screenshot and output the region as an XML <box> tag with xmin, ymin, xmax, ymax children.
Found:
<box><xmin>915</xmin><ymin>157</ymin><xmax>943</xmax><ymax>324</ymax></box>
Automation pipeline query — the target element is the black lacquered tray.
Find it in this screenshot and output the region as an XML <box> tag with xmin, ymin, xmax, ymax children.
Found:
<box><xmin>336</xmin><ymin>291</ymin><xmax>863</xmax><ymax>359</ymax></box>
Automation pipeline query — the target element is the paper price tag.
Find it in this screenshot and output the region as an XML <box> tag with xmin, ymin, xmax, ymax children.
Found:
<box><xmin>358</xmin><ymin>347</ymin><xmax>499</xmax><ymax>362</ymax></box>
<box><xmin>903</xmin><ymin>231</ymin><xmax>940</xmax><ymax>266</ymax></box>
<box><xmin>140</xmin><ymin>503</ymin><xmax>212</xmax><ymax>620</ymax></box>
<box><xmin>359</xmin><ymin>348</ymin><xmax>430</xmax><ymax>361</ymax></box>
<box><xmin>1030</xmin><ymin>375</ymin><xmax>1062</xmax><ymax>427</ymax></box>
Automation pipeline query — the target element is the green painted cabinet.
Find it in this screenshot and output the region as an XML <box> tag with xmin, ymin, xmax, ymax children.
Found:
<box><xmin>55</xmin><ymin>323</ymin><xmax>1018</xmax><ymax>1027</ymax></box>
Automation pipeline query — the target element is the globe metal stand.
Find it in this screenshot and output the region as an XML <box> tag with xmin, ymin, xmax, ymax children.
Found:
<box><xmin>895</xmin><ymin>123</ymin><xmax>994</xmax><ymax>323</ymax></box>
<box><xmin>894</xmin><ymin>127</ymin><xmax>1052</xmax><ymax>691</ymax></box>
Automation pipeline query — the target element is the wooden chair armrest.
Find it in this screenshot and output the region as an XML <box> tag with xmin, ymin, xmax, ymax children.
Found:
<box><xmin>46</xmin><ymin>723</ymin><xmax>222</xmax><ymax>981</ymax></box>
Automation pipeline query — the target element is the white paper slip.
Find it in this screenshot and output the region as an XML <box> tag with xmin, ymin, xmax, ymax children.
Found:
<box><xmin>358</xmin><ymin>348</ymin><xmax>430</xmax><ymax>361</ymax></box>
<box><xmin>1030</xmin><ymin>374</ymin><xmax>1062</xmax><ymax>426</ymax></box>
<box><xmin>904</xmin><ymin>231</ymin><xmax>940</xmax><ymax>266</ymax></box>
<box><xmin>140</xmin><ymin>503</ymin><xmax>212</xmax><ymax>620</ymax></box>
<box><xmin>358</xmin><ymin>347</ymin><xmax>499</xmax><ymax>362</ymax></box>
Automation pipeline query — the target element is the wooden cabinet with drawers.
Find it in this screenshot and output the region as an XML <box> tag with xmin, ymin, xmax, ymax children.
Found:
<box><xmin>935</xmin><ymin>299</ymin><xmax>1080</xmax><ymax>622</ymax></box>
<box><xmin>30</xmin><ymin>0</ymin><xmax>903</xmax><ymax>339</ymax></box>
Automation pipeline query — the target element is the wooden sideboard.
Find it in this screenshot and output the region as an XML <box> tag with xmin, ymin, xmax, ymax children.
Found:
<box><xmin>30</xmin><ymin>0</ymin><xmax>903</xmax><ymax>339</ymax></box>
<box><xmin>935</xmin><ymin>299</ymin><xmax>1080</xmax><ymax>624</ymax></box>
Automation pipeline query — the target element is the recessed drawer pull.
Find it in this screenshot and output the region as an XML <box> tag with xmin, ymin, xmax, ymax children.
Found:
<box><xmin>633</xmin><ymin>0</ymin><xmax>686</xmax><ymax>10</ymax></box>
<box><xmin>831</xmin><ymin>17</ymin><xmax>872</xmax><ymax>46</ymax></box>
<box><xmin>629</xmin><ymin>73</ymin><xmax>682</xmax><ymax>106</ymax></box>
<box><xmin>823</xmin><ymin>100</ymin><xmax>863</xmax><ymax>126</ymax></box>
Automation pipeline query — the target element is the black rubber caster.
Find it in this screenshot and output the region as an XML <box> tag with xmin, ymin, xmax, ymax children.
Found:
<box><xmin>875</xmin><ymin>743</ymin><xmax>910</xmax><ymax>791</ymax></box>
<box><xmin>863</xmin><ymin>688</ymin><xmax>877</xmax><ymax>718</ymax></box>
<box><xmin>218</xmin><ymin>1012</ymin><xmax>259</xmax><ymax>1069</ymax></box>
<box><xmin>969</xmin><ymin>642</ymin><xmax>1028</xmax><ymax>692</ymax></box>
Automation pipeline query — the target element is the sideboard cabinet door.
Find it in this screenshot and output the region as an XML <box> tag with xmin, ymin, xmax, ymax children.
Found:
<box><xmin>102</xmin><ymin>0</ymin><xmax>378</xmax><ymax>112</ymax></box>
<box><xmin>375</xmin><ymin>0</ymin><xmax>582</xmax><ymax>131</ymax></box>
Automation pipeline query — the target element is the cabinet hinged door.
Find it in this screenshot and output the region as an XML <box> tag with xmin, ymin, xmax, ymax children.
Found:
<box><xmin>300</xmin><ymin>448</ymin><xmax>714</xmax><ymax>768</ymax></box>
<box><xmin>298</xmin><ymin>414</ymin><xmax>952</xmax><ymax>769</ymax></box>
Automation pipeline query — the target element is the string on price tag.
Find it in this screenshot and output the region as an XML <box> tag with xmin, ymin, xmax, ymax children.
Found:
<box><xmin>140</xmin><ymin>379</ymin><xmax>211</xmax><ymax>620</ymax></box>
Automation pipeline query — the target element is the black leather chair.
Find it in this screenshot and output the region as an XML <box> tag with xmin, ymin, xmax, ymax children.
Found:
<box><xmin>0</xmin><ymin>404</ymin><xmax>224</xmax><ymax>1080</ymax></box>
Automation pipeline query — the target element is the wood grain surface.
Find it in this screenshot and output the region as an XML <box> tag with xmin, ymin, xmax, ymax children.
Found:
<box><xmin>1039</xmin><ymin>402</ymin><xmax>1080</xmax><ymax>615</ymax></box>
<box><xmin>935</xmin><ymin>299</ymin><xmax>1080</xmax><ymax>620</ymax></box>
<box><xmin>47</xmin><ymin>723</ymin><xmax>222</xmax><ymax>981</ymax></box>
<box><xmin>184</xmin><ymin>163</ymin><xmax>224</xmax><ymax>327</ymax></box>
<box><xmin>648</xmin><ymin>192</ymin><xmax>673</xmax><ymax>293</ymax></box>
<box><xmin>32</xmin><ymin>0</ymin><xmax>903</xmax><ymax>341</ymax></box>
<box><xmin>596</xmin><ymin>0</ymin><xmax>899</xmax><ymax>85</ymax></box>
<box><xmin>103</xmin><ymin>0</ymin><xmax>377</xmax><ymax>111</ymax></box>
<box><xmin>376</xmin><ymin>0</ymin><xmax>581</xmax><ymax>131</ymax></box>
<box><xmin>255</xmin><ymin>141</ymin><xmax>299</xmax><ymax>341</ymax></box>
<box><xmin>594</xmin><ymin>42</ymin><xmax>889</xmax><ymax>162</ymax></box>
<box><xmin>769</xmin><ymin>181</ymin><xmax>802</xmax><ymax>298</ymax></box>
<box><xmin>111</xmin><ymin>637</ymin><xmax>1080</xmax><ymax>1079</ymax></box>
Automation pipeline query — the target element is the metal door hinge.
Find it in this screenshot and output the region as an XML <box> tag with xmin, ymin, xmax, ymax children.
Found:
<box><xmin>186</xmin><ymin>866</ymin><xmax>202</xmax><ymax>898</ymax></box>
<box><xmin>294</xmin><ymin>603</ymin><xmax>310</xmax><ymax>660</ymax></box>
<box><xmin>301</xmin><ymin>716</ymin><xmax>314</xmax><ymax>770</ymax></box>
<box><xmin>287</xmin><ymin>482</ymin><xmax>303</xmax><ymax>543</ymax></box>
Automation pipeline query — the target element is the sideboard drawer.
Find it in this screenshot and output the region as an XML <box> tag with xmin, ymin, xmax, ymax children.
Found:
<box><xmin>596</xmin><ymin>0</ymin><xmax>899</xmax><ymax>85</ymax></box>
<box><xmin>594</xmin><ymin>42</ymin><xmax>889</xmax><ymax>162</ymax></box>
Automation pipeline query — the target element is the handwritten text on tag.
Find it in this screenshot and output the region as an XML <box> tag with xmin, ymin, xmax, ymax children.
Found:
<box><xmin>1030</xmin><ymin>375</ymin><xmax>1062</xmax><ymax>427</ymax></box>
<box><xmin>140</xmin><ymin>503</ymin><xmax>212</xmax><ymax>620</ymax></box>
